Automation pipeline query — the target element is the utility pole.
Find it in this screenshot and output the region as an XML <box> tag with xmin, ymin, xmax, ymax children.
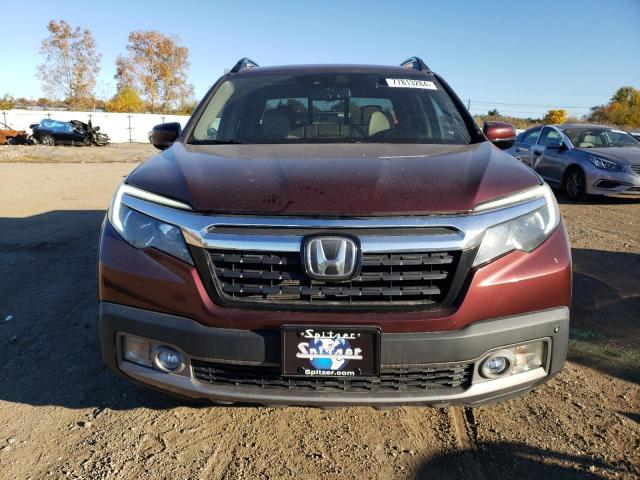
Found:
<box><xmin>467</xmin><ymin>98</ymin><xmax>471</xmax><ymax>111</ymax></box>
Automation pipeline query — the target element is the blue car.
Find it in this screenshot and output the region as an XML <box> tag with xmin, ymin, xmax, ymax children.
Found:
<box><xmin>30</xmin><ymin>119</ymin><xmax>109</xmax><ymax>146</ymax></box>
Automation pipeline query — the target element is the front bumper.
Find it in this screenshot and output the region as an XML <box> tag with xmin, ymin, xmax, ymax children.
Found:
<box><xmin>100</xmin><ymin>302</ymin><xmax>569</xmax><ymax>408</ymax></box>
<box><xmin>585</xmin><ymin>167</ymin><xmax>640</xmax><ymax>197</ymax></box>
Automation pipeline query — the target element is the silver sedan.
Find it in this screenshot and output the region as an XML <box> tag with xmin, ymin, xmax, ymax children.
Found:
<box><xmin>507</xmin><ymin>124</ymin><xmax>640</xmax><ymax>200</ymax></box>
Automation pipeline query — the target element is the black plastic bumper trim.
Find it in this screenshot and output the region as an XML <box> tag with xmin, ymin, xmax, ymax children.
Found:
<box><xmin>100</xmin><ymin>302</ymin><xmax>568</xmax><ymax>376</ymax></box>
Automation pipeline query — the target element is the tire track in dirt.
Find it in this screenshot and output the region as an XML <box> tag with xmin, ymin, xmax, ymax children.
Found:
<box><xmin>448</xmin><ymin>407</ymin><xmax>489</xmax><ymax>480</ymax></box>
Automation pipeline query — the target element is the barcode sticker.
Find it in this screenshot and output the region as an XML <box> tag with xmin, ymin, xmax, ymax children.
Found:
<box><xmin>386</xmin><ymin>78</ymin><xmax>437</xmax><ymax>90</ymax></box>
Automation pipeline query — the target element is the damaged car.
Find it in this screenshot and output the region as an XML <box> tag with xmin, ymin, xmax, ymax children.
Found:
<box><xmin>30</xmin><ymin>119</ymin><xmax>110</xmax><ymax>146</ymax></box>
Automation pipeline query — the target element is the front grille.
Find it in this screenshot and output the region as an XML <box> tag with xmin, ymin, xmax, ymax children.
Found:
<box><xmin>204</xmin><ymin>249</ymin><xmax>462</xmax><ymax>309</ymax></box>
<box><xmin>191</xmin><ymin>360</ymin><xmax>473</xmax><ymax>392</ymax></box>
<box><xmin>631</xmin><ymin>164</ymin><xmax>640</xmax><ymax>176</ymax></box>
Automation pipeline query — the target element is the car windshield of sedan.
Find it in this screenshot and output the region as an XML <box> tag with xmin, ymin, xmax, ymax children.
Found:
<box><xmin>190</xmin><ymin>73</ymin><xmax>476</xmax><ymax>144</ymax></box>
<box><xmin>565</xmin><ymin>127</ymin><xmax>640</xmax><ymax>148</ymax></box>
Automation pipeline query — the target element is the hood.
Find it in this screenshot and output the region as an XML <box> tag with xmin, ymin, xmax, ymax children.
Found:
<box><xmin>574</xmin><ymin>147</ymin><xmax>640</xmax><ymax>166</ymax></box>
<box><xmin>126</xmin><ymin>142</ymin><xmax>541</xmax><ymax>216</ymax></box>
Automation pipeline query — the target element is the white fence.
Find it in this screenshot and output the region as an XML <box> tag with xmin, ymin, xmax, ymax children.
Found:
<box><xmin>1</xmin><ymin>109</ymin><xmax>191</xmax><ymax>143</ymax></box>
<box><xmin>2</xmin><ymin>109</ymin><xmax>527</xmax><ymax>143</ymax></box>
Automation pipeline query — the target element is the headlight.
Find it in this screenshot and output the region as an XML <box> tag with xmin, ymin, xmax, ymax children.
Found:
<box><xmin>588</xmin><ymin>155</ymin><xmax>620</xmax><ymax>171</ymax></box>
<box><xmin>472</xmin><ymin>184</ymin><xmax>559</xmax><ymax>267</ymax></box>
<box><xmin>108</xmin><ymin>184</ymin><xmax>193</xmax><ymax>264</ymax></box>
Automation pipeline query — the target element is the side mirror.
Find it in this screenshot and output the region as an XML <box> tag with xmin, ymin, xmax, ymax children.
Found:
<box><xmin>483</xmin><ymin>121</ymin><xmax>516</xmax><ymax>150</ymax></box>
<box><xmin>149</xmin><ymin>122</ymin><xmax>181</xmax><ymax>150</ymax></box>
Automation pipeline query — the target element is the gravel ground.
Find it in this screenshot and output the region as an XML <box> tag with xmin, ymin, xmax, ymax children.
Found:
<box><xmin>0</xmin><ymin>143</ymin><xmax>156</xmax><ymax>163</ymax></box>
<box><xmin>0</xmin><ymin>152</ymin><xmax>638</xmax><ymax>479</ymax></box>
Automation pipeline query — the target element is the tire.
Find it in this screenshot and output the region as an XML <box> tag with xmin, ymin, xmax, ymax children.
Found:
<box><xmin>6</xmin><ymin>137</ymin><xmax>15</xmax><ymax>145</ymax></box>
<box><xmin>563</xmin><ymin>167</ymin><xmax>586</xmax><ymax>201</ymax></box>
<box><xmin>41</xmin><ymin>134</ymin><xmax>55</xmax><ymax>146</ymax></box>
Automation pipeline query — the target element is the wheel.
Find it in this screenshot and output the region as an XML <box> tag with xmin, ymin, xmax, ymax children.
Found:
<box><xmin>41</xmin><ymin>134</ymin><xmax>55</xmax><ymax>146</ymax></box>
<box><xmin>563</xmin><ymin>167</ymin><xmax>586</xmax><ymax>201</ymax></box>
<box><xmin>6</xmin><ymin>137</ymin><xmax>15</xmax><ymax>145</ymax></box>
<box><xmin>83</xmin><ymin>136</ymin><xmax>92</xmax><ymax>146</ymax></box>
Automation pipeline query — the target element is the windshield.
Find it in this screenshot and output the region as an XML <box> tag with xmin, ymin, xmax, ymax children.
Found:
<box><xmin>190</xmin><ymin>73</ymin><xmax>475</xmax><ymax>144</ymax></box>
<box><xmin>565</xmin><ymin>127</ymin><xmax>640</xmax><ymax>148</ymax></box>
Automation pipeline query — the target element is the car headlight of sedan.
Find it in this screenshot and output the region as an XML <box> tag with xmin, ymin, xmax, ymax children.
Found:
<box><xmin>588</xmin><ymin>155</ymin><xmax>621</xmax><ymax>171</ymax></box>
<box><xmin>108</xmin><ymin>183</ymin><xmax>193</xmax><ymax>265</ymax></box>
<box><xmin>472</xmin><ymin>184</ymin><xmax>560</xmax><ymax>267</ymax></box>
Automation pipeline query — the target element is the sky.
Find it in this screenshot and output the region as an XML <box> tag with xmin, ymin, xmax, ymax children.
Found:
<box><xmin>0</xmin><ymin>0</ymin><xmax>639</xmax><ymax>118</ymax></box>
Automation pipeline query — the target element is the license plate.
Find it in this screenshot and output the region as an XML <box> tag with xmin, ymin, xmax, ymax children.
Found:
<box><xmin>281</xmin><ymin>326</ymin><xmax>380</xmax><ymax>378</ymax></box>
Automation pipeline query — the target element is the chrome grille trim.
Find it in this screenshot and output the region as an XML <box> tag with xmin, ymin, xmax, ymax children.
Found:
<box><xmin>192</xmin><ymin>232</ymin><xmax>466</xmax><ymax>253</ymax></box>
<box><xmin>120</xmin><ymin>189</ymin><xmax>547</xmax><ymax>254</ymax></box>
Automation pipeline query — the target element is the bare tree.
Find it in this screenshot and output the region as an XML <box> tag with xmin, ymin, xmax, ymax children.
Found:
<box><xmin>37</xmin><ymin>20</ymin><xmax>101</xmax><ymax>110</ymax></box>
<box><xmin>115</xmin><ymin>31</ymin><xmax>194</xmax><ymax>113</ymax></box>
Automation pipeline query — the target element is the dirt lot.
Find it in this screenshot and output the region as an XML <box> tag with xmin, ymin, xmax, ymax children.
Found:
<box><xmin>0</xmin><ymin>145</ymin><xmax>639</xmax><ymax>479</ymax></box>
<box><xmin>0</xmin><ymin>143</ymin><xmax>156</xmax><ymax>164</ymax></box>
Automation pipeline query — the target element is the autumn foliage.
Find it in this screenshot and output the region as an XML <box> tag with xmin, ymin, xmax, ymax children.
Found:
<box><xmin>0</xmin><ymin>94</ymin><xmax>16</xmax><ymax>110</ymax></box>
<box><xmin>115</xmin><ymin>31</ymin><xmax>194</xmax><ymax>113</ymax></box>
<box><xmin>37</xmin><ymin>20</ymin><xmax>101</xmax><ymax>110</ymax></box>
<box><xmin>543</xmin><ymin>109</ymin><xmax>568</xmax><ymax>125</ymax></box>
<box><xmin>105</xmin><ymin>86</ymin><xmax>146</xmax><ymax>113</ymax></box>
<box><xmin>589</xmin><ymin>86</ymin><xmax>640</xmax><ymax>128</ymax></box>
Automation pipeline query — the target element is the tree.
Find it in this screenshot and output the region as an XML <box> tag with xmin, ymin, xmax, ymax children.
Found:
<box><xmin>543</xmin><ymin>109</ymin><xmax>567</xmax><ymax>124</ymax></box>
<box><xmin>0</xmin><ymin>94</ymin><xmax>16</xmax><ymax>110</ymax></box>
<box><xmin>37</xmin><ymin>20</ymin><xmax>101</xmax><ymax>110</ymax></box>
<box><xmin>105</xmin><ymin>85</ymin><xmax>146</xmax><ymax>113</ymax></box>
<box><xmin>174</xmin><ymin>99</ymin><xmax>198</xmax><ymax>116</ymax></box>
<box><xmin>610</xmin><ymin>86</ymin><xmax>638</xmax><ymax>105</ymax></box>
<box><xmin>115</xmin><ymin>31</ymin><xmax>194</xmax><ymax>113</ymax></box>
<box><xmin>487</xmin><ymin>109</ymin><xmax>500</xmax><ymax>117</ymax></box>
<box><xmin>589</xmin><ymin>86</ymin><xmax>640</xmax><ymax>128</ymax></box>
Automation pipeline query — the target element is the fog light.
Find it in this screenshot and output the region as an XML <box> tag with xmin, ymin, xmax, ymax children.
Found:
<box><xmin>479</xmin><ymin>341</ymin><xmax>547</xmax><ymax>380</ymax></box>
<box><xmin>153</xmin><ymin>347</ymin><xmax>184</xmax><ymax>372</ymax></box>
<box><xmin>480</xmin><ymin>351</ymin><xmax>513</xmax><ymax>378</ymax></box>
<box><xmin>124</xmin><ymin>335</ymin><xmax>152</xmax><ymax>367</ymax></box>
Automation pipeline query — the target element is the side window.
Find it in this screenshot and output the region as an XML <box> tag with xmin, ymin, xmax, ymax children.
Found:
<box><xmin>430</xmin><ymin>97</ymin><xmax>463</xmax><ymax>141</ymax></box>
<box><xmin>521</xmin><ymin>127</ymin><xmax>542</xmax><ymax>145</ymax></box>
<box><xmin>539</xmin><ymin>128</ymin><xmax>563</xmax><ymax>146</ymax></box>
<box><xmin>193</xmin><ymin>80</ymin><xmax>235</xmax><ymax>140</ymax></box>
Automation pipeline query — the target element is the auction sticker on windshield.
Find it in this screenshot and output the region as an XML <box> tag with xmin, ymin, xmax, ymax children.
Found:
<box><xmin>281</xmin><ymin>326</ymin><xmax>380</xmax><ymax>378</ymax></box>
<box><xmin>386</xmin><ymin>78</ymin><xmax>437</xmax><ymax>89</ymax></box>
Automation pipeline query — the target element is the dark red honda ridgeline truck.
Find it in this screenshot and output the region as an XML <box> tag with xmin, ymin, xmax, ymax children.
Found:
<box><xmin>99</xmin><ymin>57</ymin><xmax>571</xmax><ymax>408</ymax></box>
